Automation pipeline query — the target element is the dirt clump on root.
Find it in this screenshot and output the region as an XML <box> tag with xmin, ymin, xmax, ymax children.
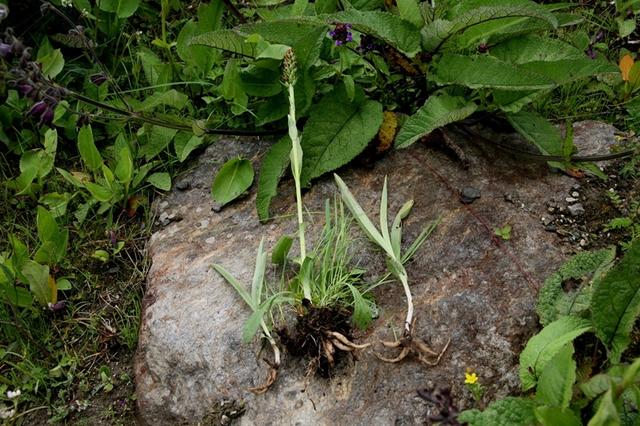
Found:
<box><xmin>277</xmin><ymin>305</ymin><xmax>353</xmax><ymax>378</ymax></box>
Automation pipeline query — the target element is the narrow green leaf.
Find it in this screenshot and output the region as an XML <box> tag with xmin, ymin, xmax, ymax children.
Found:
<box><xmin>212</xmin><ymin>263</ymin><xmax>255</xmax><ymax>309</ymax></box>
<box><xmin>256</xmin><ymin>136</ymin><xmax>291</xmax><ymax>222</ymax></box>
<box><xmin>391</xmin><ymin>200</ymin><xmax>414</xmax><ymax>260</ymax></box>
<box><xmin>395</xmin><ymin>93</ymin><xmax>477</xmax><ymax>148</ymax></box>
<box><xmin>379</xmin><ymin>177</ymin><xmax>390</xmax><ymax>247</ymax></box>
<box><xmin>211</xmin><ymin>158</ymin><xmax>254</xmax><ymax>206</ymax></box>
<box><xmin>591</xmin><ymin>239</ymin><xmax>640</xmax><ymax>363</ymax></box>
<box><xmin>347</xmin><ymin>284</ymin><xmax>373</xmax><ymax>330</ymax></box>
<box><xmin>251</xmin><ymin>238</ymin><xmax>267</xmax><ymax>306</ymax></box>
<box><xmin>77</xmin><ymin>125</ymin><xmax>102</xmax><ymax>171</ymax></box>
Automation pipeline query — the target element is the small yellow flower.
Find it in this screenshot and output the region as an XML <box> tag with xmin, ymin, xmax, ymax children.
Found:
<box><xmin>465</xmin><ymin>372</ymin><xmax>478</xmax><ymax>385</ymax></box>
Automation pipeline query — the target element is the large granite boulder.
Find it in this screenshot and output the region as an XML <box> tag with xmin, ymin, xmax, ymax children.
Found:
<box><xmin>134</xmin><ymin>125</ymin><xmax>597</xmax><ymax>425</ymax></box>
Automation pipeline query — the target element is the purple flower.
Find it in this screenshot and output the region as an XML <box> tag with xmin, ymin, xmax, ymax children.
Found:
<box><xmin>329</xmin><ymin>23</ymin><xmax>352</xmax><ymax>46</ymax></box>
<box><xmin>477</xmin><ymin>43</ymin><xmax>489</xmax><ymax>54</ymax></box>
<box><xmin>358</xmin><ymin>34</ymin><xmax>379</xmax><ymax>53</ymax></box>
<box><xmin>28</xmin><ymin>100</ymin><xmax>48</xmax><ymax>117</ymax></box>
<box><xmin>89</xmin><ymin>73</ymin><xmax>108</xmax><ymax>86</ymax></box>
<box><xmin>0</xmin><ymin>41</ymin><xmax>12</xmax><ymax>58</ymax></box>
<box><xmin>17</xmin><ymin>83</ymin><xmax>34</xmax><ymax>97</ymax></box>
<box><xmin>585</xmin><ymin>46</ymin><xmax>597</xmax><ymax>60</ymax></box>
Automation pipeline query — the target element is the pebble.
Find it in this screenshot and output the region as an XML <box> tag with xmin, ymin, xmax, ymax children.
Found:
<box><xmin>565</xmin><ymin>197</ymin><xmax>578</xmax><ymax>203</ymax></box>
<box><xmin>571</xmin><ymin>191</ymin><xmax>579</xmax><ymax>197</ymax></box>
<box><xmin>541</xmin><ymin>216</ymin><xmax>553</xmax><ymax>226</ymax></box>
<box><xmin>579</xmin><ymin>239</ymin><xmax>588</xmax><ymax>247</ymax></box>
<box><xmin>460</xmin><ymin>186</ymin><xmax>481</xmax><ymax>204</ymax></box>
<box><xmin>544</xmin><ymin>224</ymin><xmax>557</xmax><ymax>232</ymax></box>
<box><xmin>176</xmin><ymin>179</ymin><xmax>191</xmax><ymax>191</ymax></box>
<box><xmin>568</xmin><ymin>203</ymin><xmax>585</xmax><ymax>216</ymax></box>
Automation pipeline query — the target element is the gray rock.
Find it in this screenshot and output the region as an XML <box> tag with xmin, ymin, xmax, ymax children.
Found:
<box><xmin>568</xmin><ymin>203</ymin><xmax>586</xmax><ymax>217</ymax></box>
<box><xmin>460</xmin><ymin>187</ymin><xmax>481</xmax><ymax>204</ymax></box>
<box><xmin>135</xmin><ymin>130</ymin><xmax>576</xmax><ymax>425</ymax></box>
<box><xmin>571</xmin><ymin>121</ymin><xmax>618</xmax><ymax>160</ymax></box>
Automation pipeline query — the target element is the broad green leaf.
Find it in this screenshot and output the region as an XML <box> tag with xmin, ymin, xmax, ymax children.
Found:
<box><xmin>77</xmin><ymin>125</ymin><xmax>103</xmax><ymax>171</ymax></box>
<box><xmin>300</xmin><ymin>86</ymin><xmax>383</xmax><ymax>186</ymax></box>
<box><xmin>114</xmin><ymin>147</ymin><xmax>133</xmax><ymax>185</ymax></box>
<box><xmin>97</xmin><ymin>0</ymin><xmax>140</xmax><ymax>18</ymax></box>
<box><xmin>617</xmin><ymin>18</ymin><xmax>636</xmax><ymax>38</ymax></box>
<box><xmin>85</xmin><ymin>182</ymin><xmax>113</xmax><ymax>202</ymax></box>
<box><xmin>237</xmin><ymin>21</ymin><xmax>326</xmax><ymax>69</ymax></box>
<box><xmin>519</xmin><ymin>316</ymin><xmax>592</xmax><ymax>390</ymax></box>
<box><xmin>138</xmin><ymin>90</ymin><xmax>189</xmax><ymax>111</ymax></box>
<box><xmin>591</xmin><ymin>239</ymin><xmax>640</xmax><ymax>363</ymax></box>
<box><xmin>536</xmin><ymin>247</ymin><xmax>616</xmax><ymax>326</ymax></box>
<box><xmin>421</xmin><ymin>1</ymin><xmax>557</xmax><ymax>52</ymax></box>
<box><xmin>147</xmin><ymin>172</ymin><xmax>172</xmax><ymax>191</ymax></box>
<box><xmin>39</xmin><ymin>48</ymin><xmax>64</xmax><ymax>78</ymax></box>
<box><xmin>588</xmin><ymin>388</ymin><xmax>620</xmax><ymax>426</ymax></box>
<box><xmin>534</xmin><ymin>407</ymin><xmax>581</xmax><ymax>426</ymax></box>
<box><xmin>271</xmin><ymin>235</ymin><xmax>293</xmax><ymax>264</ymax></box>
<box><xmin>138</xmin><ymin>125</ymin><xmax>178</xmax><ymax>161</ymax></box>
<box><xmin>330</xmin><ymin>10</ymin><xmax>421</xmax><ymax>57</ymax></box>
<box><xmin>458</xmin><ymin>397</ymin><xmax>537</xmax><ymax>426</ymax></box>
<box><xmin>395</xmin><ymin>93</ymin><xmax>477</xmax><ymax>148</ymax></box>
<box><xmin>137</xmin><ymin>48</ymin><xmax>172</xmax><ymax>87</ymax></box>
<box><xmin>22</xmin><ymin>261</ymin><xmax>51</xmax><ymax>306</ymax></box>
<box><xmin>190</xmin><ymin>30</ymin><xmax>258</xmax><ymax>58</ymax></box>
<box><xmin>211</xmin><ymin>158</ymin><xmax>254</xmax><ymax>206</ymax></box>
<box><xmin>240</xmin><ymin>64</ymin><xmax>283</xmax><ymax>97</ymax></box>
<box><xmin>490</xmin><ymin>35</ymin><xmax>584</xmax><ymax>64</ymax></box>
<box><xmin>580</xmin><ymin>373</ymin><xmax>611</xmax><ymax>400</ymax></box>
<box><xmin>220</xmin><ymin>59</ymin><xmax>248</xmax><ymax>113</ymax></box>
<box><xmin>507</xmin><ymin>111</ymin><xmax>563</xmax><ymax>156</ymax></box>
<box><xmin>256</xmin><ymin>136</ymin><xmax>291</xmax><ymax>222</ymax></box>
<box><xmin>36</xmin><ymin>206</ymin><xmax>58</xmax><ymax>243</ymax></box>
<box><xmin>14</xmin><ymin>150</ymin><xmax>40</xmax><ymax>194</ymax></box>
<box><xmin>519</xmin><ymin>59</ymin><xmax>618</xmax><ymax>86</ymax></box>
<box><xmin>176</xmin><ymin>20</ymin><xmax>219</xmax><ymax>72</ymax></box>
<box><xmin>536</xmin><ymin>344</ymin><xmax>576</xmax><ymax>408</ymax></box>
<box><xmin>433</xmin><ymin>54</ymin><xmax>555</xmax><ymax>90</ymax></box>
<box><xmin>174</xmin><ymin>134</ymin><xmax>204</xmax><ymax>162</ymax></box>
<box><xmin>57</xmin><ymin>278</ymin><xmax>72</xmax><ymax>291</ymax></box>
<box><xmin>396</xmin><ymin>0</ymin><xmax>422</xmax><ymax>27</ymax></box>
<box><xmin>0</xmin><ymin>281</ymin><xmax>32</xmax><ymax>307</ymax></box>
<box><xmin>315</xmin><ymin>0</ymin><xmax>337</xmax><ymax>14</ymax></box>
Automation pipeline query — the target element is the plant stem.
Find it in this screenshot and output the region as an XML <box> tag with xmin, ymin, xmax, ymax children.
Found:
<box><xmin>399</xmin><ymin>272</ymin><xmax>413</xmax><ymax>334</ymax></box>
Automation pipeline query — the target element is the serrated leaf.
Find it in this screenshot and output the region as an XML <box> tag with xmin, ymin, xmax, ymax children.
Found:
<box><xmin>591</xmin><ymin>239</ymin><xmax>640</xmax><ymax>363</ymax></box>
<box><xmin>240</xmin><ymin>65</ymin><xmax>283</xmax><ymax>97</ymax></box>
<box><xmin>211</xmin><ymin>158</ymin><xmax>254</xmax><ymax>206</ymax></box>
<box><xmin>256</xmin><ymin>136</ymin><xmax>291</xmax><ymax>222</ymax></box>
<box><xmin>536</xmin><ymin>344</ymin><xmax>576</xmax><ymax>408</ymax></box>
<box><xmin>147</xmin><ymin>172</ymin><xmax>171</xmax><ymax>191</ymax></box>
<box><xmin>490</xmin><ymin>35</ymin><xmax>584</xmax><ymax>64</ymax></box>
<box><xmin>534</xmin><ymin>407</ymin><xmax>581</xmax><ymax>426</ymax></box>
<box><xmin>300</xmin><ymin>86</ymin><xmax>383</xmax><ymax>186</ymax></box>
<box><xmin>519</xmin><ymin>316</ymin><xmax>592</xmax><ymax>391</ymax></box>
<box><xmin>98</xmin><ymin>0</ymin><xmax>140</xmax><ymax>18</ymax></box>
<box><xmin>190</xmin><ymin>29</ymin><xmax>257</xmax><ymax>58</ymax></box>
<box><xmin>507</xmin><ymin>111</ymin><xmax>563</xmax><ymax>156</ymax></box>
<box><xmin>458</xmin><ymin>397</ymin><xmax>537</xmax><ymax>426</ymax></box>
<box><xmin>78</xmin><ymin>125</ymin><xmax>103</xmax><ymax>171</ymax></box>
<box><xmin>330</xmin><ymin>10</ymin><xmax>421</xmax><ymax>57</ymax></box>
<box><xmin>433</xmin><ymin>54</ymin><xmax>555</xmax><ymax>90</ymax></box>
<box><xmin>396</xmin><ymin>0</ymin><xmax>422</xmax><ymax>27</ymax></box>
<box><xmin>421</xmin><ymin>1</ymin><xmax>557</xmax><ymax>52</ymax></box>
<box><xmin>395</xmin><ymin>93</ymin><xmax>477</xmax><ymax>148</ymax></box>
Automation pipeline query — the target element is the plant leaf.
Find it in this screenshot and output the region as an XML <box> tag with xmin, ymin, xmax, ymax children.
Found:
<box><xmin>519</xmin><ymin>316</ymin><xmax>592</xmax><ymax>391</ymax></box>
<box><xmin>534</xmin><ymin>407</ymin><xmax>582</xmax><ymax>426</ymax></box>
<box><xmin>147</xmin><ymin>172</ymin><xmax>172</xmax><ymax>191</ymax></box>
<box><xmin>251</xmin><ymin>238</ymin><xmax>267</xmax><ymax>306</ymax></box>
<box><xmin>458</xmin><ymin>397</ymin><xmax>537</xmax><ymax>426</ymax></box>
<box><xmin>591</xmin><ymin>239</ymin><xmax>640</xmax><ymax>363</ymax></box>
<box><xmin>395</xmin><ymin>93</ymin><xmax>477</xmax><ymax>148</ymax></box>
<box><xmin>300</xmin><ymin>86</ymin><xmax>383</xmax><ymax>186</ymax></box>
<box><xmin>347</xmin><ymin>284</ymin><xmax>373</xmax><ymax>330</ymax></box>
<box><xmin>271</xmin><ymin>235</ymin><xmax>293</xmax><ymax>264</ymax></box>
<box><xmin>77</xmin><ymin>125</ymin><xmax>103</xmax><ymax>171</ymax></box>
<box><xmin>391</xmin><ymin>200</ymin><xmax>413</xmax><ymax>260</ymax></box>
<box><xmin>536</xmin><ymin>343</ymin><xmax>576</xmax><ymax>408</ymax></box>
<box><xmin>211</xmin><ymin>263</ymin><xmax>255</xmax><ymax>309</ymax></box>
<box><xmin>256</xmin><ymin>136</ymin><xmax>291</xmax><ymax>222</ymax></box>
<box><xmin>433</xmin><ymin>54</ymin><xmax>555</xmax><ymax>90</ymax></box>
<box><xmin>174</xmin><ymin>134</ymin><xmax>205</xmax><ymax>162</ymax></box>
<box><xmin>211</xmin><ymin>158</ymin><xmax>254</xmax><ymax>206</ymax></box>
<box><xmin>507</xmin><ymin>111</ymin><xmax>563</xmax><ymax>156</ymax></box>
<box><xmin>421</xmin><ymin>1</ymin><xmax>557</xmax><ymax>52</ymax></box>
<box><xmin>21</xmin><ymin>261</ymin><xmax>51</xmax><ymax>306</ymax></box>
<box><xmin>190</xmin><ymin>29</ymin><xmax>258</xmax><ymax>58</ymax></box>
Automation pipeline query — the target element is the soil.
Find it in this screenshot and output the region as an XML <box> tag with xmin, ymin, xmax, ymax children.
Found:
<box><xmin>277</xmin><ymin>305</ymin><xmax>354</xmax><ymax>378</ymax></box>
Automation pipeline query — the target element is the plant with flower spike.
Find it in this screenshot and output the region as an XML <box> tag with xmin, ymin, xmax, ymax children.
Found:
<box><xmin>334</xmin><ymin>174</ymin><xmax>449</xmax><ymax>365</ymax></box>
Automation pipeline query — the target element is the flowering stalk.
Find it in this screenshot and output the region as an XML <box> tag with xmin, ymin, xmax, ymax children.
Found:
<box><xmin>283</xmin><ymin>49</ymin><xmax>311</xmax><ymax>301</ymax></box>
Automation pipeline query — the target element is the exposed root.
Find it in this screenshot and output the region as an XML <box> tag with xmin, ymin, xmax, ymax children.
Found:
<box><xmin>326</xmin><ymin>331</ymin><xmax>372</xmax><ymax>350</ymax></box>
<box><xmin>375</xmin><ymin>320</ymin><xmax>450</xmax><ymax>367</ymax></box>
<box><xmin>248</xmin><ymin>363</ymin><xmax>279</xmax><ymax>394</ymax></box>
<box><xmin>248</xmin><ymin>339</ymin><xmax>281</xmax><ymax>394</ymax></box>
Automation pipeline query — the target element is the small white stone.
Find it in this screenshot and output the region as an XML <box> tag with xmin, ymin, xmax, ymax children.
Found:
<box><xmin>205</xmin><ymin>236</ymin><xmax>216</xmax><ymax>245</ymax></box>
